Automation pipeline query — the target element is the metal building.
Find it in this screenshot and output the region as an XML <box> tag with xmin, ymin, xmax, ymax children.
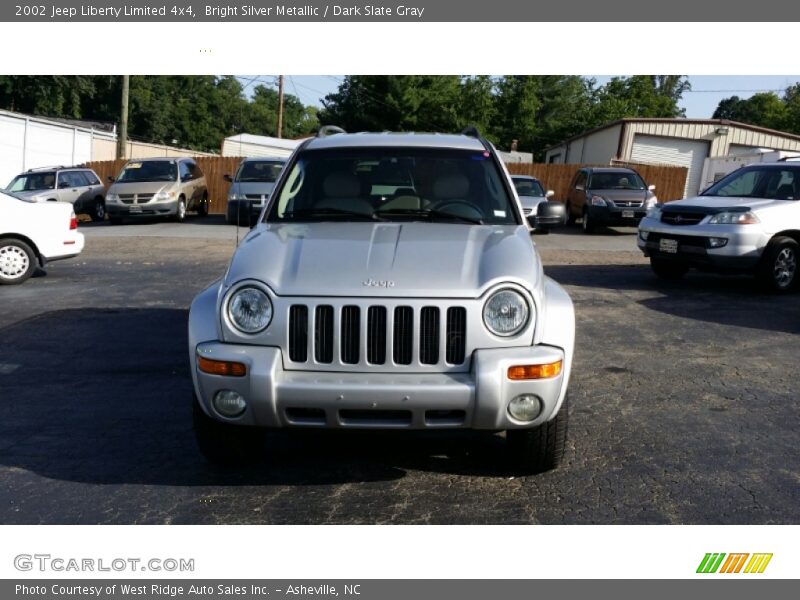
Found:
<box><xmin>544</xmin><ymin>118</ymin><xmax>800</xmax><ymax>198</ymax></box>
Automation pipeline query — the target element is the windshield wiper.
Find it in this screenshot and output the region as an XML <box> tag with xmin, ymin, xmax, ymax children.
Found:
<box><xmin>377</xmin><ymin>208</ymin><xmax>484</xmax><ymax>225</ymax></box>
<box><xmin>283</xmin><ymin>208</ymin><xmax>384</xmax><ymax>221</ymax></box>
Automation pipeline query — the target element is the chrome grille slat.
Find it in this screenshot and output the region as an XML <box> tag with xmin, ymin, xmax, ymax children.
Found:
<box><xmin>446</xmin><ymin>307</ymin><xmax>467</xmax><ymax>364</ymax></box>
<box><xmin>393</xmin><ymin>306</ymin><xmax>413</xmax><ymax>365</ymax></box>
<box><xmin>367</xmin><ymin>306</ymin><xmax>387</xmax><ymax>365</ymax></box>
<box><xmin>340</xmin><ymin>305</ymin><xmax>360</xmax><ymax>364</ymax></box>
<box><xmin>314</xmin><ymin>305</ymin><xmax>334</xmax><ymax>363</ymax></box>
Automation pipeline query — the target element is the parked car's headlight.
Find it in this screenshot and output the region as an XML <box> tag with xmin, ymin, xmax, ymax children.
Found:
<box><xmin>106</xmin><ymin>193</ymin><xmax>119</xmax><ymax>203</ymax></box>
<box><xmin>155</xmin><ymin>191</ymin><xmax>176</xmax><ymax>201</ymax></box>
<box><xmin>590</xmin><ymin>195</ymin><xmax>607</xmax><ymax>206</ymax></box>
<box><xmin>645</xmin><ymin>197</ymin><xmax>658</xmax><ymax>209</ymax></box>
<box><xmin>227</xmin><ymin>287</ymin><xmax>273</xmax><ymax>334</ymax></box>
<box><xmin>708</xmin><ymin>211</ymin><xmax>760</xmax><ymax>225</ymax></box>
<box><xmin>483</xmin><ymin>289</ymin><xmax>530</xmax><ymax>337</ymax></box>
<box><xmin>646</xmin><ymin>204</ymin><xmax>662</xmax><ymax>219</ymax></box>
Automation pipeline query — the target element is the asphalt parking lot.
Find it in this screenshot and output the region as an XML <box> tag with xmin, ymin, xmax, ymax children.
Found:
<box><xmin>1</xmin><ymin>217</ymin><xmax>798</xmax><ymax>524</ymax></box>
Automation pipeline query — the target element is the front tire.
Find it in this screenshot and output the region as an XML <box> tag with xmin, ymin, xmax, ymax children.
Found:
<box><xmin>193</xmin><ymin>396</ymin><xmax>265</xmax><ymax>465</ymax></box>
<box><xmin>506</xmin><ymin>395</ymin><xmax>569</xmax><ymax>475</ymax></box>
<box><xmin>650</xmin><ymin>257</ymin><xmax>689</xmax><ymax>280</ymax></box>
<box><xmin>757</xmin><ymin>236</ymin><xmax>798</xmax><ymax>293</ymax></box>
<box><xmin>582</xmin><ymin>209</ymin><xmax>595</xmax><ymax>234</ymax></box>
<box><xmin>173</xmin><ymin>197</ymin><xmax>187</xmax><ymax>223</ymax></box>
<box><xmin>0</xmin><ymin>238</ymin><xmax>37</xmax><ymax>285</ymax></box>
<box><xmin>91</xmin><ymin>198</ymin><xmax>106</xmax><ymax>222</ymax></box>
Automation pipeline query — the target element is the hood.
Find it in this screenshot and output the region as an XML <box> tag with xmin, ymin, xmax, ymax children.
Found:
<box><xmin>664</xmin><ymin>196</ymin><xmax>778</xmax><ymax>211</ymax></box>
<box><xmin>108</xmin><ymin>181</ymin><xmax>177</xmax><ymax>195</ymax></box>
<box><xmin>225</xmin><ymin>222</ymin><xmax>540</xmax><ymax>298</ymax></box>
<box><xmin>589</xmin><ymin>188</ymin><xmax>650</xmax><ymax>202</ymax></box>
<box><xmin>518</xmin><ymin>195</ymin><xmax>547</xmax><ymax>211</ymax></box>
<box><xmin>13</xmin><ymin>190</ymin><xmax>50</xmax><ymax>202</ymax></box>
<box><xmin>231</xmin><ymin>181</ymin><xmax>276</xmax><ymax>197</ymax></box>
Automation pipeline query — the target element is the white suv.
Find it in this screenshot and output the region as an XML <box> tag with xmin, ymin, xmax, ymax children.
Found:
<box><xmin>638</xmin><ymin>161</ymin><xmax>800</xmax><ymax>292</ymax></box>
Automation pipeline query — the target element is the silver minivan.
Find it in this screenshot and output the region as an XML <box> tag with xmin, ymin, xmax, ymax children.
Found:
<box><xmin>105</xmin><ymin>157</ymin><xmax>208</xmax><ymax>224</ymax></box>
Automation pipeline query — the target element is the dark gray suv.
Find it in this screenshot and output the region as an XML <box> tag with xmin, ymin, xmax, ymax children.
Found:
<box><xmin>565</xmin><ymin>167</ymin><xmax>658</xmax><ymax>233</ymax></box>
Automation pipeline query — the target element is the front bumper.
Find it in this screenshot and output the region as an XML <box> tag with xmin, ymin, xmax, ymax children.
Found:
<box><xmin>107</xmin><ymin>199</ymin><xmax>178</xmax><ymax>218</ymax></box>
<box><xmin>637</xmin><ymin>217</ymin><xmax>766</xmax><ymax>270</ymax></box>
<box><xmin>227</xmin><ymin>199</ymin><xmax>264</xmax><ymax>218</ymax></box>
<box><xmin>588</xmin><ymin>204</ymin><xmax>647</xmax><ymax>226</ymax></box>
<box><xmin>192</xmin><ymin>343</ymin><xmax>567</xmax><ymax>431</ymax></box>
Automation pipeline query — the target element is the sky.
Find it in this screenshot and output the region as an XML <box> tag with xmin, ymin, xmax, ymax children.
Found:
<box><xmin>268</xmin><ymin>75</ymin><xmax>800</xmax><ymax>119</ymax></box>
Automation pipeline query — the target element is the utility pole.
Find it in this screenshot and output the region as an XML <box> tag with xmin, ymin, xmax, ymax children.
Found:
<box><xmin>116</xmin><ymin>75</ymin><xmax>129</xmax><ymax>159</ymax></box>
<box><xmin>276</xmin><ymin>75</ymin><xmax>284</xmax><ymax>139</ymax></box>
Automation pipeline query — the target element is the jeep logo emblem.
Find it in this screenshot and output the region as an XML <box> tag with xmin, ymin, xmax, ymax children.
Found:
<box><xmin>362</xmin><ymin>278</ymin><xmax>395</xmax><ymax>288</ymax></box>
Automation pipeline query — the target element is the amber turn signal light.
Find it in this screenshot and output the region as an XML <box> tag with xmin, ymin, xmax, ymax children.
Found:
<box><xmin>507</xmin><ymin>360</ymin><xmax>562</xmax><ymax>380</ymax></box>
<box><xmin>198</xmin><ymin>356</ymin><xmax>247</xmax><ymax>377</ymax></box>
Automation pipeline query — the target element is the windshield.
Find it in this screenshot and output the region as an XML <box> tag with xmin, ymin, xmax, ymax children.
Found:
<box><xmin>7</xmin><ymin>172</ymin><xmax>56</xmax><ymax>192</ymax></box>
<box><xmin>268</xmin><ymin>147</ymin><xmax>519</xmax><ymax>225</ymax></box>
<box><xmin>702</xmin><ymin>166</ymin><xmax>800</xmax><ymax>200</ymax></box>
<box><xmin>588</xmin><ymin>171</ymin><xmax>646</xmax><ymax>190</ymax></box>
<box><xmin>237</xmin><ymin>160</ymin><xmax>284</xmax><ymax>182</ymax></box>
<box><xmin>116</xmin><ymin>161</ymin><xmax>178</xmax><ymax>183</ymax></box>
<box><xmin>512</xmin><ymin>177</ymin><xmax>544</xmax><ymax>197</ymax></box>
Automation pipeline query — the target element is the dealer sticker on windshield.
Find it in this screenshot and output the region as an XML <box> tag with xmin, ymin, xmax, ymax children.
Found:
<box><xmin>659</xmin><ymin>238</ymin><xmax>678</xmax><ymax>254</ymax></box>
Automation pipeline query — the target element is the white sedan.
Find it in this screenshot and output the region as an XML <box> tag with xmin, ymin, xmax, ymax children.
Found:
<box><xmin>0</xmin><ymin>190</ymin><xmax>85</xmax><ymax>285</ymax></box>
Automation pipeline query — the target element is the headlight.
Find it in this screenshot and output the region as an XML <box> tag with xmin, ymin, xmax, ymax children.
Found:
<box><xmin>227</xmin><ymin>287</ymin><xmax>273</xmax><ymax>334</ymax></box>
<box><xmin>708</xmin><ymin>211</ymin><xmax>759</xmax><ymax>225</ymax></box>
<box><xmin>645</xmin><ymin>197</ymin><xmax>658</xmax><ymax>209</ymax></box>
<box><xmin>155</xmin><ymin>191</ymin><xmax>176</xmax><ymax>201</ymax></box>
<box><xmin>590</xmin><ymin>195</ymin><xmax>607</xmax><ymax>206</ymax></box>
<box><xmin>646</xmin><ymin>204</ymin><xmax>662</xmax><ymax>219</ymax></box>
<box><xmin>106</xmin><ymin>193</ymin><xmax>119</xmax><ymax>203</ymax></box>
<box><xmin>483</xmin><ymin>289</ymin><xmax>530</xmax><ymax>337</ymax></box>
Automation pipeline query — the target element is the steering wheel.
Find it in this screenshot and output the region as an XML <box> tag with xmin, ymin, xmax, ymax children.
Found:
<box><xmin>428</xmin><ymin>199</ymin><xmax>484</xmax><ymax>220</ymax></box>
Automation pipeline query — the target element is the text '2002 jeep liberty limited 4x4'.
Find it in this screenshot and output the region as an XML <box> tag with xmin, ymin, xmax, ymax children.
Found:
<box><xmin>189</xmin><ymin>127</ymin><xmax>575</xmax><ymax>474</ymax></box>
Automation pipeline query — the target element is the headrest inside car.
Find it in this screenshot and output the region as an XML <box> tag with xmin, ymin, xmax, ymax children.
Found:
<box><xmin>433</xmin><ymin>174</ymin><xmax>469</xmax><ymax>200</ymax></box>
<box><xmin>323</xmin><ymin>172</ymin><xmax>361</xmax><ymax>198</ymax></box>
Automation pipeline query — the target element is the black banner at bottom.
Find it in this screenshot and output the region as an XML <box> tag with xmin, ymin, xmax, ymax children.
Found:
<box><xmin>3</xmin><ymin>580</ymin><xmax>796</xmax><ymax>600</ymax></box>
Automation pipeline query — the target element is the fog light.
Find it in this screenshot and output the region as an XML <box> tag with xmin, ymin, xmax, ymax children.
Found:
<box><xmin>508</xmin><ymin>394</ymin><xmax>542</xmax><ymax>422</ymax></box>
<box><xmin>708</xmin><ymin>237</ymin><xmax>728</xmax><ymax>248</ymax></box>
<box><xmin>639</xmin><ymin>230</ymin><xmax>649</xmax><ymax>241</ymax></box>
<box><xmin>213</xmin><ymin>389</ymin><xmax>247</xmax><ymax>417</ymax></box>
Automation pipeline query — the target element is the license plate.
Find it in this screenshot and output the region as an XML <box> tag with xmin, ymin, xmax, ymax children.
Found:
<box><xmin>659</xmin><ymin>238</ymin><xmax>678</xmax><ymax>254</ymax></box>
<box><xmin>622</xmin><ymin>210</ymin><xmax>635</xmax><ymax>219</ymax></box>
<box><xmin>128</xmin><ymin>205</ymin><xmax>142</xmax><ymax>214</ymax></box>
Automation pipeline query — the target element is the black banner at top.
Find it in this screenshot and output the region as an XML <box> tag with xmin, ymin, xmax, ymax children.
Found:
<box><xmin>4</xmin><ymin>0</ymin><xmax>800</xmax><ymax>22</ymax></box>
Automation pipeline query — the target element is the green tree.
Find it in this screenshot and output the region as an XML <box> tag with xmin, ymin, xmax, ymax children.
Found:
<box><xmin>712</xmin><ymin>92</ymin><xmax>786</xmax><ymax>130</ymax></box>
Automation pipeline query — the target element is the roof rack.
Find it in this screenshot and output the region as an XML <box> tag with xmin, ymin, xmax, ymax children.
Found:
<box><xmin>778</xmin><ymin>156</ymin><xmax>800</xmax><ymax>162</ymax></box>
<box><xmin>26</xmin><ymin>165</ymin><xmax>68</xmax><ymax>172</ymax></box>
<box><xmin>317</xmin><ymin>125</ymin><xmax>346</xmax><ymax>138</ymax></box>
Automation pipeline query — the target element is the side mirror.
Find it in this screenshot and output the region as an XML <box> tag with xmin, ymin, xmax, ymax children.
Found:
<box><xmin>575</xmin><ymin>184</ymin><xmax>584</xmax><ymax>191</ymax></box>
<box><xmin>181</xmin><ymin>174</ymin><xmax>192</xmax><ymax>182</ymax></box>
<box><xmin>530</xmin><ymin>200</ymin><xmax>567</xmax><ymax>230</ymax></box>
<box><xmin>648</xmin><ymin>184</ymin><xmax>656</xmax><ymax>191</ymax></box>
<box><xmin>545</xmin><ymin>190</ymin><xmax>555</xmax><ymax>199</ymax></box>
<box><xmin>58</xmin><ymin>181</ymin><xmax>70</xmax><ymax>189</ymax></box>
<box><xmin>107</xmin><ymin>176</ymin><xmax>115</xmax><ymax>183</ymax></box>
<box><xmin>224</xmin><ymin>174</ymin><xmax>233</xmax><ymax>182</ymax></box>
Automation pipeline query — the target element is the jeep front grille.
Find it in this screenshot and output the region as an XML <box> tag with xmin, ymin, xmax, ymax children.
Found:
<box><xmin>287</xmin><ymin>302</ymin><xmax>468</xmax><ymax>369</ymax></box>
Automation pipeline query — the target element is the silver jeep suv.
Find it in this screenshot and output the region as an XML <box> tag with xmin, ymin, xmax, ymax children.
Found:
<box><xmin>638</xmin><ymin>161</ymin><xmax>800</xmax><ymax>292</ymax></box>
<box><xmin>189</xmin><ymin>127</ymin><xmax>576</xmax><ymax>474</ymax></box>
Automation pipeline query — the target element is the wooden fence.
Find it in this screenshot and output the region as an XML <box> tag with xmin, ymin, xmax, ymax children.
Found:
<box><xmin>84</xmin><ymin>156</ymin><xmax>690</xmax><ymax>215</ymax></box>
<box><xmin>506</xmin><ymin>162</ymin><xmax>689</xmax><ymax>203</ymax></box>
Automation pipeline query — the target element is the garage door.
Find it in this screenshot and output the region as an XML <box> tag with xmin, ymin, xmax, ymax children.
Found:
<box><xmin>630</xmin><ymin>135</ymin><xmax>709</xmax><ymax>198</ymax></box>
